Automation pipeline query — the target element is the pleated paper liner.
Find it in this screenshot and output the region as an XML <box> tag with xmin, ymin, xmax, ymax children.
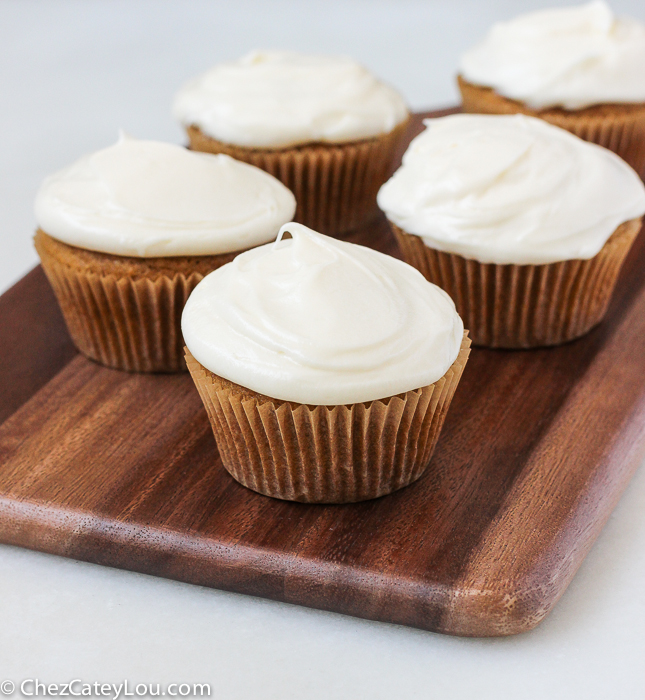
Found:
<box><xmin>35</xmin><ymin>230</ymin><xmax>239</xmax><ymax>373</ymax></box>
<box><xmin>457</xmin><ymin>76</ymin><xmax>645</xmax><ymax>178</ymax></box>
<box><xmin>186</xmin><ymin>118</ymin><xmax>411</xmax><ymax>237</ymax></box>
<box><xmin>392</xmin><ymin>220</ymin><xmax>641</xmax><ymax>348</ymax></box>
<box><xmin>185</xmin><ymin>333</ymin><xmax>471</xmax><ymax>504</ymax></box>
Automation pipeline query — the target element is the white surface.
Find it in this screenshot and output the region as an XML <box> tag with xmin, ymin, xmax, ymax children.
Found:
<box><xmin>1</xmin><ymin>1</ymin><xmax>645</xmax><ymax>696</ymax></box>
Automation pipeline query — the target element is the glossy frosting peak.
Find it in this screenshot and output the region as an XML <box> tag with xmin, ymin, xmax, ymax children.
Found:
<box><xmin>173</xmin><ymin>50</ymin><xmax>409</xmax><ymax>148</ymax></box>
<box><xmin>377</xmin><ymin>114</ymin><xmax>645</xmax><ymax>265</ymax></box>
<box><xmin>182</xmin><ymin>223</ymin><xmax>463</xmax><ymax>405</ymax></box>
<box><xmin>35</xmin><ymin>135</ymin><xmax>296</xmax><ymax>257</ymax></box>
<box><xmin>460</xmin><ymin>1</ymin><xmax>645</xmax><ymax>110</ymax></box>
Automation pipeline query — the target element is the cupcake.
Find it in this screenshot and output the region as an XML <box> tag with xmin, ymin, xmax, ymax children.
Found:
<box><xmin>182</xmin><ymin>222</ymin><xmax>469</xmax><ymax>503</ymax></box>
<box><xmin>173</xmin><ymin>51</ymin><xmax>410</xmax><ymax>236</ymax></box>
<box><xmin>377</xmin><ymin>113</ymin><xmax>645</xmax><ymax>348</ymax></box>
<box><xmin>34</xmin><ymin>134</ymin><xmax>296</xmax><ymax>372</ymax></box>
<box><xmin>457</xmin><ymin>1</ymin><xmax>645</xmax><ymax>176</ymax></box>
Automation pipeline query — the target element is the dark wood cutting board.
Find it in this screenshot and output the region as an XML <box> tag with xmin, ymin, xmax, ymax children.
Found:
<box><xmin>2</xmin><ymin>111</ymin><xmax>645</xmax><ymax>637</ymax></box>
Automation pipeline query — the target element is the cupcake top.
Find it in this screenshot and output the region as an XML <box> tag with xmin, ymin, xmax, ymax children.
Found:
<box><xmin>459</xmin><ymin>0</ymin><xmax>645</xmax><ymax>110</ymax></box>
<box><xmin>377</xmin><ymin>113</ymin><xmax>645</xmax><ymax>265</ymax></box>
<box><xmin>34</xmin><ymin>134</ymin><xmax>296</xmax><ymax>257</ymax></box>
<box><xmin>182</xmin><ymin>223</ymin><xmax>463</xmax><ymax>405</ymax></box>
<box><xmin>172</xmin><ymin>50</ymin><xmax>409</xmax><ymax>149</ymax></box>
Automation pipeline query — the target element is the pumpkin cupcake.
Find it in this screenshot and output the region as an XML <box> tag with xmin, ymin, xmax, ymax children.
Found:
<box><xmin>182</xmin><ymin>223</ymin><xmax>469</xmax><ymax>503</ymax></box>
<box><xmin>34</xmin><ymin>134</ymin><xmax>296</xmax><ymax>372</ymax></box>
<box><xmin>457</xmin><ymin>1</ymin><xmax>645</xmax><ymax>176</ymax></box>
<box><xmin>378</xmin><ymin>113</ymin><xmax>645</xmax><ymax>348</ymax></box>
<box><xmin>173</xmin><ymin>50</ymin><xmax>410</xmax><ymax>236</ymax></box>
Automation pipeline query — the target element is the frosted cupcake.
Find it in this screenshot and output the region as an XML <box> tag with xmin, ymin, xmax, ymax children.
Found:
<box><xmin>182</xmin><ymin>223</ymin><xmax>469</xmax><ymax>503</ymax></box>
<box><xmin>378</xmin><ymin>114</ymin><xmax>645</xmax><ymax>348</ymax></box>
<box><xmin>458</xmin><ymin>1</ymin><xmax>645</xmax><ymax>175</ymax></box>
<box><xmin>34</xmin><ymin>134</ymin><xmax>296</xmax><ymax>372</ymax></box>
<box><xmin>173</xmin><ymin>51</ymin><xmax>410</xmax><ymax>236</ymax></box>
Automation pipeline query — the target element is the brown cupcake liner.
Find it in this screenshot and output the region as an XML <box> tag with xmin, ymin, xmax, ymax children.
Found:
<box><xmin>185</xmin><ymin>333</ymin><xmax>471</xmax><ymax>503</ymax></box>
<box><xmin>392</xmin><ymin>219</ymin><xmax>641</xmax><ymax>348</ymax></box>
<box><xmin>458</xmin><ymin>76</ymin><xmax>645</xmax><ymax>177</ymax></box>
<box><xmin>186</xmin><ymin>118</ymin><xmax>411</xmax><ymax>237</ymax></box>
<box><xmin>35</xmin><ymin>230</ymin><xmax>239</xmax><ymax>373</ymax></box>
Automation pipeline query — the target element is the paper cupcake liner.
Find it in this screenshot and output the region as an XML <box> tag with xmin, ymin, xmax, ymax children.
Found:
<box><xmin>35</xmin><ymin>231</ymin><xmax>237</xmax><ymax>373</ymax></box>
<box><xmin>392</xmin><ymin>220</ymin><xmax>641</xmax><ymax>348</ymax></box>
<box><xmin>458</xmin><ymin>76</ymin><xmax>645</xmax><ymax>177</ymax></box>
<box><xmin>185</xmin><ymin>334</ymin><xmax>470</xmax><ymax>504</ymax></box>
<box><xmin>187</xmin><ymin>119</ymin><xmax>410</xmax><ymax>237</ymax></box>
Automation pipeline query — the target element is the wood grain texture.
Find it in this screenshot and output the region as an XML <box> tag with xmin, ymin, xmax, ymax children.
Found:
<box><xmin>1</xmin><ymin>111</ymin><xmax>645</xmax><ymax>636</ymax></box>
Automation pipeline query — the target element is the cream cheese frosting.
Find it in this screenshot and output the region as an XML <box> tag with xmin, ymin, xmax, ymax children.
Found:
<box><xmin>182</xmin><ymin>223</ymin><xmax>463</xmax><ymax>405</ymax></box>
<box><xmin>460</xmin><ymin>1</ymin><xmax>645</xmax><ymax>110</ymax></box>
<box><xmin>34</xmin><ymin>134</ymin><xmax>296</xmax><ymax>257</ymax></box>
<box><xmin>172</xmin><ymin>50</ymin><xmax>409</xmax><ymax>149</ymax></box>
<box><xmin>377</xmin><ymin>113</ymin><xmax>645</xmax><ymax>265</ymax></box>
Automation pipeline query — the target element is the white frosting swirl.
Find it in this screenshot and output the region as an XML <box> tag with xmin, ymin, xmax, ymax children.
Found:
<box><xmin>34</xmin><ymin>135</ymin><xmax>296</xmax><ymax>257</ymax></box>
<box><xmin>377</xmin><ymin>114</ymin><xmax>645</xmax><ymax>265</ymax></box>
<box><xmin>173</xmin><ymin>50</ymin><xmax>409</xmax><ymax>148</ymax></box>
<box><xmin>460</xmin><ymin>1</ymin><xmax>645</xmax><ymax>110</ymax></box>
<box><xmin>182</xmin><ymin>223</ymin><xmax>463</xmax><ymax>405</ymax></box>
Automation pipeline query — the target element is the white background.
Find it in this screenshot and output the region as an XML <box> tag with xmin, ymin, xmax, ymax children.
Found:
<box><xmin>1</xmin><ymin>1</ymin><xmax>645</xmax><ymax>697</ymax></box>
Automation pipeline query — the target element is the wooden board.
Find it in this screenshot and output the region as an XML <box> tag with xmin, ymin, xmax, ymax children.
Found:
<box><xmin>2</xmin><ymin>111</ymin><xmax>645</xmax><ymax>637</ymax></box>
